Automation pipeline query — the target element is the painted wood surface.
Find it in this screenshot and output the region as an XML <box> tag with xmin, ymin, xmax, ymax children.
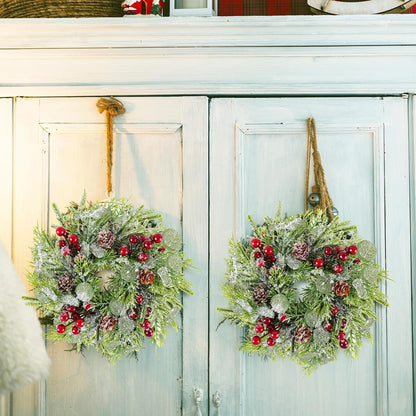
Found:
<box><xmin>9</xmin><ymin>97</ymin><xmax>208</xmax><ymax>416</ymax></box>
<box><xmin>209</xmin><ymin>97</ymin><xmax>413</xmax><ymax>416</ymax></box>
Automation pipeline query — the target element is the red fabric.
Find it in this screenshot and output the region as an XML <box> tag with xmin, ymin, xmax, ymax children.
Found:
<box><xmin>218</xmin><ymin>0</ymin><xmax>415</xmax><ymax>15</ymax></box>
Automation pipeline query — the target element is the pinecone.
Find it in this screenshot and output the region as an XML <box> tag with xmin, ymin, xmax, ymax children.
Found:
<box><xmin>252</xmin><ymin>284</ymin><xmax>269</xmax><ymax>305</ymax></box>
<box><xmin>97</xmin><ymin>230</ymin><xmax>115</xmax><ymax>249</ymax></box>
<box><xmin>99</xmin><ymin>315</ymin><xmax>117</xmax><ymax>332</ymax></box>
<box><xmin>294</xmin><ymin>326</ymin><xmax>313</xmax><ymax>344</ymax></box>
<box><xmin>138</xmin><ymin>269</ymin><xmax>155</xmax><ymax>285</ymax></box>
<box><xmin>333</xmin><ymin>281</ymin><xmax>350</xmax><ymax>297</ymax></box>
<box><xmin>57</xmin><ymin>272</ymin><xmax>74</xmax><ymax>293</ymax></box>
<box><xmin>292</xmin><ymin>242</ymin><xmax>311</xmax><ymax>261</ymax></box>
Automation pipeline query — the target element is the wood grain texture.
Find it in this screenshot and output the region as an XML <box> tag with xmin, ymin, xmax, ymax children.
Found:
<box><xmin>11</xmin><ymin>97</ymin><xmax>208</xmax><ymax>416</ymax></box>
<box><xmin>209</xmin><ymin>97</ymin><xmax>413</xmax><ymax>416</ymax></box>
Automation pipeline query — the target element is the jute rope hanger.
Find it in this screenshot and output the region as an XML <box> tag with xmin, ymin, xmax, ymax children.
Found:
<box><xmin>304</xmin><ymin>117</ymin><xmax>334</xmax><ymax>221</ymax></box>
<box><xmin>96</xmin><ymin>97</ymin><xmax>126</xmax><ymax>197</ymax></box>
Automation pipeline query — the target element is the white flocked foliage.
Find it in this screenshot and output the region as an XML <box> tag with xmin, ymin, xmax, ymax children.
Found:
<box><xmin>0</xmin><ymin>242</ymin><xmax>50</xmax><ymax>395</ymax></box>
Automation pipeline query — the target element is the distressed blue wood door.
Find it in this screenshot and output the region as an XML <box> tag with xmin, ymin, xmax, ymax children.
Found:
<box><xmin>9</xmin><ymin>97</ymin><xmax>209</xmax><ymax>416</ymax></box>
<box><xmin>209</xmin><ymin>97</ymin><xmax>413</xmax><ymax>416</ymax></box>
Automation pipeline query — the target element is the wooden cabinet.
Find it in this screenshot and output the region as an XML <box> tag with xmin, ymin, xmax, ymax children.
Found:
<box><xmin>0</xmin><ymin>16</ymin><xmax>416</xmax><ymax>416</ymax></box>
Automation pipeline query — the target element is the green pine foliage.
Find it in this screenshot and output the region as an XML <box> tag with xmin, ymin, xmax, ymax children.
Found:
<box><xmin>220</xmin><ymin>208</ymin><xmax>388</xmax><ymax>374</ymax></box>
<box><xmin>26</xmin><ymin>194</ymin><xmax>192</xmax><ymax>362</ymax></box>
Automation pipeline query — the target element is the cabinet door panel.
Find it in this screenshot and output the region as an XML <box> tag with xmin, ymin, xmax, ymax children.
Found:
<box><xmin>12</xmin><ymin>97</ymin><xmax>208</xmax><ymax>416</ymax></box>
<box><xmin>210</xmin><ymin>97</ymin><xmax>412</xmax><ymax>416</ymax></box>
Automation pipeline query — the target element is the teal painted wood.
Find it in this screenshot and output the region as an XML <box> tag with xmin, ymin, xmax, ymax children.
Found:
<box><xmin>209</xmin><ymin>98</ymin><xmax>413</xmax><ymax>416</ymax></box>
<box><xmin>11</xmin><ymin>97</ymin><xmax>209</xmax><ymax>416</ymax></box>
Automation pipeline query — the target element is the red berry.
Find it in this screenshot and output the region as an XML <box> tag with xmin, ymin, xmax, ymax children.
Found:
<box><xmin>59</xmin><ymin>312</ymin><xmax>69</xmax><ymax>322</ymax></box>
<box><xmin>136</xmin><ymin>294</ymin><xmax>144</xmax><ymax>304</ymax></box>
<box><xmin>339</xmin><ymin>339</ymin><xmax>349</xmax><ymax>349</ymax></box>
<box><xmin>56</xmin><ymin>324</ymin><xmax>66</xmax><ymax>333</ymax></box>
<box><xmin>348</xmin><ymin>245</ymin><xmax>358</xmax><ymax>255</ymax></box>
<box><xmin>256</xmin><ymin>258</ymin><xmax>266</xmax><ymax>268</ymax></box>
<box><xmin>314</xmin><ymin>258</ymin><xmax>324</xmax><ymax>268</ymax></box>
<box><xmin>251</xmin><ymin>238</ymin><xmax>261</xmax><ymax>248</ymax></box>
<box><xmin>267</xmin><ymin>337</ymin><xmax>276</xmax><ymax>346</ymax></box>
<box><xmin>270</xmin><ymin>330</ymin><xmax>280</xmax><ymax>340</ymax></box>
<box><xmin>254</xmin><ymin>324</ymin><xmax>264</xmax><ymax>334</ymax></box>
<box><xmin>144</xmin><ymin>328</ymin><xmax>154</xmax><ymax>338</ymax></box>
<box><xmin>71</xmin><ymin>312</ymin><xmax>80</xmax><ymax>321</ymax></box>
<box><xmin>146</xmin><ymin>307</ymin><xmax>152</xmax><ymax>317</ymax></box>
<box><xmin>332</xmin><ymin>264</ymin><xmax>343</xmax><ymax>274</ymax></box>
<box><xmin>152</xmin><ymin>233</ymin><xmax>163</xmax><ymax>243</ymax></box>
<box><xmin>353</xmin><ymin>258</ymin><xmax>361</xmax><ymax>264</ymax></box>
<box><xmin>61</xmin><ymin>246</ymin><xmax>71</xmax><ymax>256</ymax></box>
<box><xmin>266</xmin><ymin>324</ymin><xmax>275</xmax><ymax>332</ymax></box>
<box><xmin>72</xmin><ymin>326</ymin><xmax>80</xmax><ymax>335</ymax></box>
<box><xmin>324</xmin><ymin>246</ymin><xmax>333</xmax><ymax>256</ymax></box>
<box><xmin>335</xmin><ymin>246</ymin><xmax>342</xmax><ymax>253</ymax></box>
<box><xmin>330</xmin><ymin>305</ymin><xmax>339</xmax><ymax>316</ymax></box>
<box><xmin>338</xmin><ymin>251</ymin><xmax>349</xmax><ymax>261</ymax></box>
<box><xmin>128</xmin><ymin>310</ymin><xmax>138</xmax><ymax>320</ymax></box>
<box><xmin>75</xmin><ymin>319</ymin><xmax>85</xmax><ymax>328</ymax></box>
<box><xmin>158</xmin><ymin>246</ymin><xmax>166</xmax><ymax>252</ymax></box>
<box><xmin>62</xmin><ymin>306</ymin><xmax>68</xmax><ymax>311</ymax></box>
<box><xmin>84</xmin><ymin>303</ymin><xmax>92</xmax><ymax>311</ymax></box>
<box><xmin>143</xmin><ymin>319</ymin><xmax>151</xmax><ymax>329</ymax></box>
<box><xmin>268</xmin><ymin>255</ymin><xmax>276</xmax><ymax>262</ymax></box>
<box><xmin>118</xmin><ymin>246</ymin><xmax>130</xmax><ymax>256</ymax></box>
<box><xmin>341</xmin><ymin>318</ymin><xmax>347</xmax><ymax>329</ymax></box>
<box><xmin>323</xmin><ymin>321</ymin><xmax>333</xmax><ymax>331</ymax></box>
<box><xmin>68</xmin><ymin>234</ymin><xmax>78</xmax><ymax>245</ymax></box>
<box><xmin>67</xmin><ymin>305</ymin><xmax>77</xmax><ymax>313</ymax></box>
<box><xmin>253</xmin><ymin>251</ymin><xmax>261</xmax><ymax>259</ymax></box>
<box><xmin>56</xmin><ymin>227</ymin><xmax>66</xmax><ymax>237</ymax></box>
<box><xmin>129</xmin><ymin>235</ymin><xmax>139</xmax><ymax>244</ymax></box>
<box><xmin>262</xmin><ymin>317</ymin><xmax>272</xmax><ymax>325</ymax></box>
<box><xmin>143</xmin><ymin>239</ymin><xmax>153</xmax><ymax>250</ymax></box>
<box><xmin>251</xmin><ymin>336</ymin><xmax>261</xmax><ymax>345</ymax></box>
<box><xmin>73</xmin><ymin>243</ymin><xmax>81</xmax><ymax>251</ymax></box>
<box><xmin>337</xmin><ymin>331</ymin><xmax>346</xmax><ymax>340</ymax></box>
<box><xmin>263</xmin><ymin>246</ymin><xmax>273</xmax><ymax>256</ymax></box>
<box><xmin>138</xmin><ymin>252</ymin><xmax>148</xmax><ymax>262</ymax></box>
<box><xmin>140</xmin><ymin>235</ymin><xmax>147</xmax><ymax>242</ymax></box>
<box><xmin>279</xmin><ymin>314</ymin><xmax>288</xmax><ymax>322</ymax></box>
<box><xmin>58</xmin><ymin>240</ymin><xmax>67</xmax><ymax>248</ymax></box>
<box><xmin>64</xmin><ymin>230</ymin><xmax>69</xmax><ymax>238</ymax></box>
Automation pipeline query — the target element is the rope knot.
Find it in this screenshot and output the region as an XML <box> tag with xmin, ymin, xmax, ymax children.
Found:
<box><xmin>96</xmin><ymin>97</ymin><xmax>126</xmax><ymax>117</ymax></box>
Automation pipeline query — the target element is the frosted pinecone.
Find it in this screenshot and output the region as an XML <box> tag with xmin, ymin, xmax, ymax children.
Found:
<box><xmin>138</xmin><ymin>269</ymin><xmax>155</xmax><ymax>285</ymax></box>
<box><xmin>97</xmin><ymin>230</ymin><xmax>115</xmax><ymax>249</ymax></box>
<box><xmin>99</xmin><ymin>315</ymin><xmax>117</xmax><ymax>332</ymax></box>
<box><xmin>292</xmin><ymin>242</ymin><xmax>311</xmax><ymax>261</ymax></box>
<box><xmin>57</xmin><ymin>272</ymin><xmax>74</xmax><ymax>293</ymax></box>
<box><xmin>252</xmin><ymin>284</ymin><xmax>269</xmax><ymax>305</ymax></box>
<box><xmin>294</xmin><ymin>326</ymin><xmax>313</xmax><ymax>344</ymax></box>
<box><xmin>333</xmin><ymin>281</ymin><xmax>350</xmax><ymax>297</ymax></box>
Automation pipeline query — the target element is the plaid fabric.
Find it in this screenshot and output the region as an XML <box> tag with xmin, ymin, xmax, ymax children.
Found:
<box><xmin>218</xmin><ymin>0</ymin><xmax>415</xmax><ymax>15</ymax></box>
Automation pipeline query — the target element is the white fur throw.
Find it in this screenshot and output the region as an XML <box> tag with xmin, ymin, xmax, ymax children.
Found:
<box><xmin>0</xmin><ymin>242</ymin><xmax>50</xmax><ymax>395</ymax></box>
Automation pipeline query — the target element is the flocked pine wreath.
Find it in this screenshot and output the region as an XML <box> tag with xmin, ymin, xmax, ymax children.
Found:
<box><xmin>219</xmin><ymin>208</ymin><xmax>388</xmax><ymax>374</ymax></box>
<box><xmin>25</xmin><ymin>194</ymin><xmax>192</xmax><ymax>361</ymax></box>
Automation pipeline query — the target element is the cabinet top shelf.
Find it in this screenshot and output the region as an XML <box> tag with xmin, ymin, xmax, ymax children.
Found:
<box><xmin>1</xmin><ymin>15</ymin><xmax>416</xmax><ymax>48</ymax></box>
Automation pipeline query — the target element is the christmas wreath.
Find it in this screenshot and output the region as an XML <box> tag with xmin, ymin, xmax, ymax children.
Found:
<box><xmin>219</xmin><ymin>209</ymin><xmax>388</xmax><ymax>373</ymax></box>
<box><xmin>26</xmin><ymin>194</ymin><xmax>192</xmax><ymax>361</ymax></box>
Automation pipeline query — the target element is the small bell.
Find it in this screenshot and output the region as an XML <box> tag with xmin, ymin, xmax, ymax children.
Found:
<box><xmin>331</xmin><ymin>206</ymin><xmax>339</xmax><ymax>217</ymax></box>
<box><xmin>307</xmin><ymin>193</ymin><xmax>321</xmax><ymax>207</ymax></box>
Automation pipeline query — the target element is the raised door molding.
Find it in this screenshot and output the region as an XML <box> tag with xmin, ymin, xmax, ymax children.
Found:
<box><xmin>0</xmin><ymin>16</ymin><xmax>416</xmax><ymax>96</ymax></box>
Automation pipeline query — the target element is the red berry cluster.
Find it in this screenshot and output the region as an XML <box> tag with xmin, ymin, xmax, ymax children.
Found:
<box><xmin>313</xmin><ymin>245</ymin><xmax>360</xmax><ymax>274</ymax></box>
<box><xmin>56</xmin><ymin>303</ymin><xmax>92</xmax><ymax>335</ymax></box>
<box><xmin>251</xmin><ymin>238</ymin><xmax>276</xmax><ymax>268</ymax></box>
<box><xmin>118</xmin><ymin>233</ymin><xmax>165</xmax><ymax>263</ymax></box>
<box><xmin>56</xmin><ymin>226</ymin><xmax>81</xmax><ymax>256</ymax></box>
<box><xmin>129</xmin><ymin>297</ymin><xmax>155</xmax><ymax>338</ymax></box>
<box><xmin>251</xmin><ymin>314</ymin><xmax>289</xmax><ymax>347</ymax></box>
<box><xmin>323</xmin><ymin>306</ymin><xmax>349</xmax><ymax>349</ymax></box>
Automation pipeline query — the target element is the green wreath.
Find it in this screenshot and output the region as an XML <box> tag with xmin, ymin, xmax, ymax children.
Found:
<box><xmin>26</xmin><ymin>194</ymin><xmax>192</xmax><ymax>361</ymax></box>
<box><xmin>219</xmin><ymin>208</ymin><xmax>388</xmax><ymax>373</ymax></box>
